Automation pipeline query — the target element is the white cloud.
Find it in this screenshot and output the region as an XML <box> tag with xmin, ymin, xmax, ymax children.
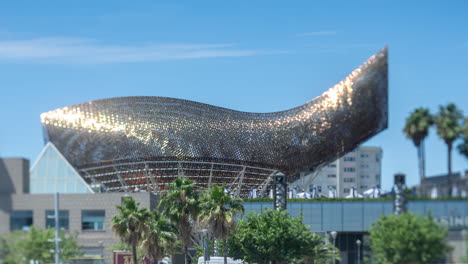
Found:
<box><xmin>296</xmin><ymin>31</ymin><xmax>337</xmax><ymax>37</ymax></box>
<box><xmin>0</xmin><ymin>37</ymin><xmax>266</xmax><ymax>63</ymax></box>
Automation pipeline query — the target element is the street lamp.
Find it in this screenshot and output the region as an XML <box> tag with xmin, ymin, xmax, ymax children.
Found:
<box><xmin>330</xmin><ymin>231</ymin><xmax>337</xmax><ymax>264</ymax></box>
<box><xmin>356</xmin><ymin>239</ymin><xmax>361</xmax><ymax>264</ymax></box>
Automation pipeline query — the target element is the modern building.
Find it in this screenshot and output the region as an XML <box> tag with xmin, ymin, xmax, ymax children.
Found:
<box><xmin>419</xmin><ymin>171</ymin><xmax>468</xmax><ymax>198</ymax></box>
<box><xmin>37</xmin><ymin>48</ymin><xmax>388</xmax><ymax>197</ymax></box>
<box><xmin>0</xmin><ymin>158</ymin><xmax>156</xmax><ymax>263</ymax></box>
<box><xmin>291</xmin><ymin>146</ymin><xmax>382</xmax><ymax>197</ymax></box>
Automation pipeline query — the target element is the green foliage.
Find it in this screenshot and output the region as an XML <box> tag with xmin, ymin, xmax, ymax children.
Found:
<box><xmin>370</xmin><ymin>213</ymin><xmax>451</xmax><ymax>264</ymax></box>
<box><xmin>435</xmin><ymin>103</ymin><xmax>463</xmax><ymax>146</ymax></box>
<box><xmin>140</xmin><ymin>210</ymin><xmax>177</xmax><ymax>263</ymax></box>
<box><xmin>112</xmin><ymin>197</ymin><xmax>150</xmax><ymax>264</ymax></box>
<box><xmin>158</xmin><ymin>178</ymin><xmax>200</xmax><ymax>263</ymax></box>
<box><xmin>226</xmin><ymin>208</ymin><xmax>334</xmax><ymax>264</ymax></box>
<box><xmin>403</xmin><ymin>107</ymin><xmax>433</xmax><ymax>147</ymax></box>
<box><xmin>0</xmin><ymin>226</ymin><xmax>81</xmax><ymax>264</ymax></box>
<box><xmin>199</xmin><ymin>184</ymin><xmax>245</xmax><ymax>264</ymax></box>
<box><xmin>458</xmin><ymin>117</ymin><xmax>468</xmax><ymax>159</ymax></box>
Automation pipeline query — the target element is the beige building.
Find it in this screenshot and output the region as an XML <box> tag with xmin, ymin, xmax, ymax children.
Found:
<box><xmin>291</xmin><ymin>146</ymin><xmax>382</xmax><ymax>197</ymax></box>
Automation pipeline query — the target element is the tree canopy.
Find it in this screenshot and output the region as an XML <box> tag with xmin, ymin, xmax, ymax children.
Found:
<box><xmin>227</xmin><ymin>208</ymin><xmax>334</xmax><ymax>264</ymax></box>
<box><xmin>370</xmin><ymin>212</ymin><xmax>451</xmax><ymax>264</ymax></box>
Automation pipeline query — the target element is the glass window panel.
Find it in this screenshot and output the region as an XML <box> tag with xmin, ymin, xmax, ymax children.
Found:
<box><xmin>82</xmin><ymin>210</ymin><xmax>105</xmax><ymax>231</ymax></box>
<box><xmin>11</xmin><ymin>211</ymin><xmax>33</xmax><ymax>231</ymax></box>
<box><xmin>45</xmin><ymin>210</ymin><xmax>69</xmax><ymax>230</ymax></box>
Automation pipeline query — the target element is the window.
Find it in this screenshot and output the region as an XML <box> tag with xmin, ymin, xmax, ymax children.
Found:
<box><xmin>317</xmin><ymin>186</ymin><xmax>322</xmax><ymax>192</ymax></box>
<box><xmin>328</xmin><ymin>164</ymin><xmax>336</xmax><ymax>168</ymax></box>
<box><xmin>360</xmin><ymin>154</ymin><xmax>369</xmax><ymax>158</ymax></box>
<box><xmin>343</xmin><ymin>188</ymin><xmax>350</xmax><ymax>193</ymax></box>
<box><xmin>82</xmin><ymin>210</ymin><xmax>105</xmax><ymax>231</ymax></box>
<box><xmin>360</xmin><ymin>185</ymin><xmax>368</xmax><ymax>189</ymax></box>
<box><xmin>344</xmin><ymin>157</ymin><xmax>355</xmax><ymax>162</ymax></box>
<box><xmin>376</xmin><ymin>154</ymin><xmax>380</xmax><ymax>162</ymax></box>
<box><xmin>327</xmin><ymin>174</ymin><xmax>336</xmax><ymax>178</ymax></box>
<box><xmin>344</xmin><ymin>167</ymin><xmax>355</xmax><ymax>172</ymax></box>
<box><xmin>361</xmin><ymin>164</ymin><xmax>369</xmax><ymax>169</ymax></box>
<box><xmin>46</xmin><ymin>210</ymin><xmax>69</xmax><ymax>230</ymax></box>
<box><xmin>376</xmin><ymin>174</ymin><xmax>380</xmax><ymax>180</ymax></box>
<box><xmin>11</xmin><ymin>211</ymin><xmax>33</xmax><ymax>231</ymax></box>
<box><xmin>327</xmin><ymin>185</ymin><xmax>336</xmax><ymax>189</ymax></box>
<box><xmin>344</xmin><ymin>177</ymin><xmax>355</xmax><ymax>183</ymax></box>
<box><xmin>360</xmin><ymin>174</ymin><xmax>369</xmax><ymax>179</ymax></box>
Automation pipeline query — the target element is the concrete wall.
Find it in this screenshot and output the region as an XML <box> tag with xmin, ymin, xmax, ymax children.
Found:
<box><xmin>0</xmin><ymin>158</ymin><xmax>29</xmax><ymax>194</ymax></box>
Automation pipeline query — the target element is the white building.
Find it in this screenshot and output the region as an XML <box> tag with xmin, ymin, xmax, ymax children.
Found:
<box><xmin>290</xmin><ymin>146</ymin><xmax>382</xmax><ymax>198</ymax></box>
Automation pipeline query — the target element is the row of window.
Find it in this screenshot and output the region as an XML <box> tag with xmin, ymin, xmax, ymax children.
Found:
<box><xmin>10</xmin><ymin>210</ymin><xmax>105</xmax><ymax>232</ymax></box>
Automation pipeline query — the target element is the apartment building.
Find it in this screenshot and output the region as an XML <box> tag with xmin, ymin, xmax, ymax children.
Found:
<box><xmin>291</xmin><ymin>146</ymin><xmax>382</xmax><ymax>197</ymax></box>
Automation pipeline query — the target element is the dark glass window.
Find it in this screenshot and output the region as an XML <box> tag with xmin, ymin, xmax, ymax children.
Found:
<box><xmin>344</xmin><ymin>167</ymin><xmax>355</xmax><ymax>172</ymax></box>
<box><xmin>82</xmin><ymin>210</ymin><xmax>105</xmax><ymax>231</ymax></box>
<box><xmin>344</xmin><ymin>177</ymin><xmax>355</xmax><ymax>183</ymax></box>
<box><xmin>11</xmin><ymin>211</ymin><xmax>33</xmax><ymax>231</ymax></box>
<box><xmin>46</xmin><ymin>210</ymin><xmax>69</xmax><ymax>230</ymax></box>
<box><xmin>327</xmin><ymin>174</ymin><xmax>336</xmax><ymax>178</ymax></box>
<box><xmin>344</xmin><ymin>157</ymin><xmax>355</xmax><ymax>162</ymax></box>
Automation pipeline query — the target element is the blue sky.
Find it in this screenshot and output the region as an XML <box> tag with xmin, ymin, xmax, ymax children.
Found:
<box><xmin>0</xmin><ymin>1</ymin><xmax>467</xmax><ymax>190</ymax></box>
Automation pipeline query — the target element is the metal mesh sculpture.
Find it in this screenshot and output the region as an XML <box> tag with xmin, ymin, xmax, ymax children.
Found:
<box><xmin>40</xmin><ymin>47</ymin><xmax>388</xmax><ymax>197</ymax></box>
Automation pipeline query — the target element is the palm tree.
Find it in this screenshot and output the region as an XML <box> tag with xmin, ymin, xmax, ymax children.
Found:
<box><xmin>435</xmin><ymin>103</ymin><xmax>463</xmax><ymax>196</ymax></box>
<box><xmin>159</xmin><ymin>178</ymin><xmax>200</xmax><ymax>264</ymax></box>
<box><xmin>140</xmin><ymin>210</ymin><xmax>177</xmax><ymax>264</ymax></box>
<box><xmin>403</xmin><ymin>108</ymin><xmax>433</xmax><ymax>184</ymax></box>
<box><xmin>458</xmin><ymin>117</ymin><xmax>468</xmax><ymax>159</ymax></box>
<box><xmin>112</xmin><ymin>197</ymin><xmax>150</xmax><ymax>264</ymax></box>
<box><xmin>198</xmin><ymin>184</ymin><xmax>245</xmax><ymax>264</ymax></box>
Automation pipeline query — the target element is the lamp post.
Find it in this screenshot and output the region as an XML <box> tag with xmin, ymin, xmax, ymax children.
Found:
<box><xmin>356</xmin><ymin>239</ymin><xmax>361</xmax><ymax>264</ymax></box>
<box><xmin>330</xmin><ymin>231</ymin><xmax>337</xmax><ymax>264</ymax></box>
<box><xmin>201</xmin><ymin>229</ymin><xmax>209</xmax><ymax>264</ymax></box>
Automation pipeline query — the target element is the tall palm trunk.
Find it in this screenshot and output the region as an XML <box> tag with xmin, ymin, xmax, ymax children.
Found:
<box><xmin>223</xmin><ymin>238</ymin><xmax>228</xmax><ymax>264</ymax></box>
<box><xmin>132</xmin><ymin>245</ymin><xmax>138</xmax><ymax>264</ymax></box>
<box><xmin>448</xmin><ymin>143</ymin><xmax>452</xmax><ymax>197</ymax></box>
<box><xmin>417</xmin><ymin>143</ymin><xmax>424</xmax><ymax>182</ymax></box>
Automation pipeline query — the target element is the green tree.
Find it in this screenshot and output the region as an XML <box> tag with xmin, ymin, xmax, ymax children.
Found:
<box><xmin>159</xmin><ymin>178</ymin><xmax>200</xmax><ymax>264</ymax></box>
<box><xmin>0</xmin><ymin>227</ymin><xmax>81</xmax><ymax>264</ymax></box>
<box><xmin>435</xmin><ymin>103</ymin><xmax>463</xmax><ymax>196</ymax></box>
<box><xmin>403</xmin><ymin>108</ymin><xmax>433</xmax><ymax>183</ymax></box>
<box><xmin>227</xmin><ymin>208</ymin><xmax>330</xmax><ymax>264</ymax></box>
<box><xmin>198</xmin><ymin>184</ymin><xmax>245</xmax><ymax>264</ymax></box>
<box><xmin>458</xmin><ymin>117</ymin><xmax>468</xmax><ymax>159</ymax></box>
<box><xmin>140</xmin><ymin>210</ymin><xmax>177</xmax><ymax>264</ymax></box>
<box><xmin>112</xmin><ymin>197</ymin><xmax>150</xmax><ymax>264</ymax></box>
<box><xmin>370</xmin><ymin>213</ymin><xmax>451</xmax><ymax>264</ymax></box>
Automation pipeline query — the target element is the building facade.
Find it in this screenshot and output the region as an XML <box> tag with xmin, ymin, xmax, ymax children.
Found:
<box><xmin>0</xmin><ymin>158</ymin><xmax>157</xmax><ymax>263</ymax></box>
<box><xmin>291</xmin><ymin>146</ymin><xmax>382</xmax><ymax>197</ymax></box>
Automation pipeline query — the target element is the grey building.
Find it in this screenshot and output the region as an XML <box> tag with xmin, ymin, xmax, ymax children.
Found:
<box><xmin>0</xmin><ymin>157</ymin><xmax>157</xmax><ymax>263</ymax></box>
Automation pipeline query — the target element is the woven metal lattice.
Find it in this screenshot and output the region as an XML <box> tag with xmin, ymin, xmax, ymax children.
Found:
<box><xmin>40</xmin><ymin>47</ymin><xmax>388</xmax><ymax>195</ymax></box>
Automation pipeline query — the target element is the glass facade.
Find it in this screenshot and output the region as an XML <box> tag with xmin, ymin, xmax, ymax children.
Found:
<box><xmin>10</xmin><ymin>210</ymin><xmax>33</xmax><ymax>231</ymax></box>
<box><xmin>82</xmin><ymin>210</ymin><xmax>105</xmax><ymax>231</ymax></box>
<box><xmin>45</xmin><ymin>210</ymin><xmax>69</xmax><ymax>230</ymax></box>
<box><xmin>30</xmin><ymin>143</ymin><xmax>93</xmax><ymax>194</ymax></box>
<box><xmin>243</xmin><ymin>200</ymin><xmax>468</xmax><ymax>232</ymax></box>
